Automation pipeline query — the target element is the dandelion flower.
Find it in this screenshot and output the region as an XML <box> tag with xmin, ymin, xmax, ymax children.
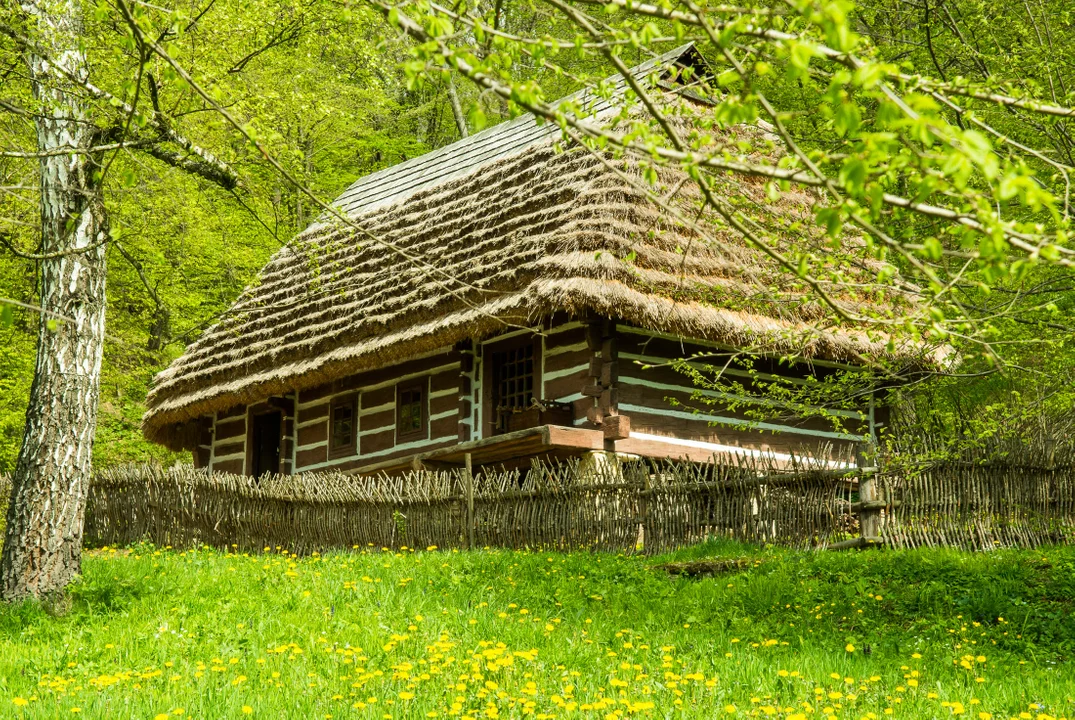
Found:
<box><xmin>242</xmin><ymin>707</ymin><xmax>253</xmax><ymax>715</ymax></box>
<box><xmin>725</xmin><ymin>705</ymin><xmax>737</xmax><ymax>714</ymax></box>
<box><xmin>845</xmin><ymin>643</ymin><xmax>856</xmax><ymax>653</ymax></box>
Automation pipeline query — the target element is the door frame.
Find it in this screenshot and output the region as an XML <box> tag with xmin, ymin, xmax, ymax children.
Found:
<box><xmin>246</xmin><ymin>403</ymin><xmax>285</xmax><ymax>478</ymax></box>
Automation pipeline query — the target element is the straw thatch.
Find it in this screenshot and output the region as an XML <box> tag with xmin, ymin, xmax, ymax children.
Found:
<box><xmin>144</xmin><ymin>50</ymin><xmax>935</xmax><ymax>450</ymax></box>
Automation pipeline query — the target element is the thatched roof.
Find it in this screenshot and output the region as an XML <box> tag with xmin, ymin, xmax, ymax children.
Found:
<box><xmin>143</xmin><ymin>45</ymin><xmax>931</xmax><ymax>449</ymax></box>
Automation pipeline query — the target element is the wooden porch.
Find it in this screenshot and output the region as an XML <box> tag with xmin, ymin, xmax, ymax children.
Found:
<box><xmin>353</xmin><ymin>422</ymin><xmax>727</xmax><ymax>476</ymax></box>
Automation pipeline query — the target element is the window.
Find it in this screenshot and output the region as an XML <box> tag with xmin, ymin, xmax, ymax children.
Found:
<box><xmin>482</xmin><ymin>335</ymin><xmax>541</xmax><ymax>436</ymax></box>
<box><xmin>329</xmin><ymin>394</ymin><xmax>357</xmax><ymax>458</ymax></box>
<box><xmin>396</xmin><ymin>380</ymin><xmax>428</xmax><ymax>441</ymax></box>
<box><xmin>493</xmin><ymin>343</ymin><xmax>535</xmax><ymax>415</ymax></box>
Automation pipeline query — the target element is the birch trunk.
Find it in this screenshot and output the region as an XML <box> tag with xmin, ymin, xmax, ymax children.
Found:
<box><xmin>0</xmin><ymin>0</ymin><xmax>109</xmax><ymax>602</ymax></box>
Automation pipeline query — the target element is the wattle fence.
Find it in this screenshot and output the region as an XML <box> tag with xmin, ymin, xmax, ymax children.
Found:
<box><xmin>4</xmin><ymin>438</ymin><xmax>1075</xmax><ymax>554</ymax></box>
<box><xmin>82</xmin><ymin>452</ymin><xmax>857</xmax><ymax>554</ymax></box>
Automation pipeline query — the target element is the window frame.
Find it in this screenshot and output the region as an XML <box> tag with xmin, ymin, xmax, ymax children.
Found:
<box><xmin>328</xmin><ymin>392</ymin><xmax>358</xmax><ymax>459</ymax></box>
<box><xmin>481</xmin><ymin>333</ymin><xmax>543</xmax><ymax>437</ymax></box>
<box><xmin>395</xmin><ymin>378</ymin><xmax>429</xmax><ymax>443</ymax></box>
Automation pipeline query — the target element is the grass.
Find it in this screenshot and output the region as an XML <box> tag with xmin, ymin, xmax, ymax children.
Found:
<box><xmin>0</xmin><ymin>541</ymin><xmax>1073</xmax><ymax>719</ymax></box>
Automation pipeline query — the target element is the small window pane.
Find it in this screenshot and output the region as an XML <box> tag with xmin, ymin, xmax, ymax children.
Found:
<box><xmin>398</xmin><ymin>386</ymin><xmax>425</xmax><ymax>436</ymax></box>
<box><xmin>331</xmin><ymin>400</ymin><xmax>354</xmax><ymax>451</ymax></box>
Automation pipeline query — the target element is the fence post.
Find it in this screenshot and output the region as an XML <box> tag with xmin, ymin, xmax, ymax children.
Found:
<box><xmin>857</xmin><ymin>442</ymin><xmax>881</xmax><ymax>546</ymax></box>
<box><xmin>464</xmin><ymin>453</ymin><xmax>475</xmax><ymax>550</ymax></box>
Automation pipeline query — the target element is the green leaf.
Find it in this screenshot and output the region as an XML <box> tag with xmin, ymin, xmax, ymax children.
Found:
<box><xmin>922</xmin><ymin>237</ymin><xmax>943</xmax><ymax>262</ymax></box>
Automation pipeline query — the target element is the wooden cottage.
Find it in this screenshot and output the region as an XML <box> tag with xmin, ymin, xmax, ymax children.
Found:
<box><xmin>143</xmin><ymin>45</ymin><xmax>924</xmax><ymax>478</ymax></box>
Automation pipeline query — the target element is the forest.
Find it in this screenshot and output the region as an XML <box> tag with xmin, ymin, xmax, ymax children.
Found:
<box><xmin>1</xmin><ymin>1</ymin><xmax>1075</xmax><ymax>715</ymax></box>
<box><xmin>2</xmin><ymin>0</ymin><xmax>1074</xmax><ymax>478</ymax></box>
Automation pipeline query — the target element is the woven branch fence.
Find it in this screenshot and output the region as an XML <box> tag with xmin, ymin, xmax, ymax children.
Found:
<box><xmin>81</xmin><ymin>451</ymin><xmax>856</xmax><ymax>554</ymax></box>
<box><xmin>875</xmin><ymin>437</ymin><xmax>1075</xmax><ymax>550</ymax></box>
<box><xmin>3</xmin><ymin>437</ymin><xmax>1075</xmax><ymax>553</ymax></box>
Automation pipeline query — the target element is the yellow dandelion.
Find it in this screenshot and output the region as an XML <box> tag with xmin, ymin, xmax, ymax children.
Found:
<box><xmin>845</xmin><ymin>643</ymin><xmax>856</xmax><ymax>653</ymax></box>
<box><xmin>725</xmin><ymin>705</ymin><xmax>737</xmax><ymax>714</ymax></box>
<box><xmin>242</xmin><ymin>707</ymin><xmax>253</xmax><ymax>715</ymax></box>
<box><xmin>13</xmin><ymin>698</ymin><xmax>29</xmax><ymax>707</ymax></box>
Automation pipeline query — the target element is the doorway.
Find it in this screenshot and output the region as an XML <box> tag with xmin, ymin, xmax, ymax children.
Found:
<box><xmin>249</xmin><ymin>410</ymin><xmax>282</xmax><ymax>480</ymax></box>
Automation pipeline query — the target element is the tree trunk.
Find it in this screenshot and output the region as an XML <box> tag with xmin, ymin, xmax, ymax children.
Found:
<box><xmin>1</xmin><ymin>0</ymin><xmax>109</xmax><ymax>602</ymax></box>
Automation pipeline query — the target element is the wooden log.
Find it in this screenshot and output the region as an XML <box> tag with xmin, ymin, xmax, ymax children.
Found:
<box><xmin>828</xmin><ymin>536</ymin><xmax>884</xmax><ymax>551</ymax></box>
<box><xmin>603</xmin><ymin>414</ymin><xmax>631</xmax><ymax>441</ymax></box>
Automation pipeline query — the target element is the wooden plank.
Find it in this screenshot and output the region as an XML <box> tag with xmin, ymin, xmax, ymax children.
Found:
<box><xmin>431</xmin><ymin>369</ymin><xmax>458</xmax><ymax>393</ymax></box>
<box><xmin>297</xmin><ymin>402</ymin><xmax>329</xmax><ymax>423</ymax></box>
<box><xmin>335</xmin><ymin>352</ymin><xmax>458</xmax><ymax>393</ymax></box>
<box><xmin>362</xmin><ymin>410</ymin><xmax>394</xmax><ymax>430</ymax></box>
<box><xmin>544</xmin><ymin>347</ymin><xmax>590</xmax><ymax>374</ymax></box>
<box><xmin>545</xmin><ymin>425</ymin><xmax>604</xmax><ymax>451</ymax></box>
<box><xmin>545</xmin><ymin>374</ymin><xmax>588</xmax><ymax>401</ymax></box>
<box><xmin>617</xmin><ymin>328</ymin><xmax>838</xmax><ymax>383</ymax></box>
<box><xmin>431</xmin><ymin>415</ymin><xmax>457</xmax><ymax>439</ymax></box>
<box><xmin>582</xmin><ymin>384</ymin><xmax>603</xmax><ymax>397</ymax></box>
<box><xmin>360</xmin><ymin>428</ymin><xmax>395</xmax><ymax>455</ymax></box>
<box><xmin>297</xmin><ymin>421</ymin><xmax>327</xmax><ymax>447</ymax></box>
<box><xmin>214</xmin><ymin>418</ymin><xmax>245</xmax><ymax>441</ymax></box>
<box><xmin>431</xmin><ymin>394</ymin><xmax>457</xmax><ymax>416</ymax></box>
<box><xmin>296</xmin><ymin>446</ymin><xmax>327</xmax><ymax>468</ymax></box>
<box><xmin>604</xmin><ymin>415</ymin><xmax>631</xmax><ymax>441</ymax></box>
<box><xmin>301</xmin><ymin>382</ymin><xmax>334</xmax><ymax>403</ymax></box>
<box><xmin>624</xmin><ymin>408</ymin><xmax>858</xmax><ymax>455</ymax></box>
<box><xmin>362</xmin><ymin>386</ymin><xmax>394</xmax><ymax>409</ymax></box>
<box><xmin>600</xmin><ymin>361</ymin><xmax>618</xmax><ymax>386</ymax></box>
<box><xmin>613</xmin><ymin>436</ymin><xmax>717</xmax><ymax>464</ymax></box>
<box><xmin>218</xmin><ymin>405</ymin><xmax>246</xmax><ymax>420</ymax></box>
<box><xmin>545</xmin><ymin>325</ymin><xmax>586</xmax><ymax>350</ymax></box>
<box><xmin>215</xmin><ymin>440</ymin><xmax>245</xmax><ymax>458</ymax></box>
<box><xmin>212</xmin><ymin>458</ymin><xmax>243</xmax><ymax>475</ymax></box>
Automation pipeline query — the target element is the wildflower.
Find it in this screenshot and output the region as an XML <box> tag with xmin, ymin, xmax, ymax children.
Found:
<box><xmin>846</xmin><ymin>643</ymin><xmax>856</xmax><ymax>653</ymax></box>
<box><xmin>242</xmin><ymin>708</ymin><xmax>253</xmax><ymax>715</ymax></box>
<box><xmin>13</xmin><ymin>698</ymin><xmax>29</xmax><ymax>707</ymax></box>
<box><xmin>724</xmin><ymin>705</ymin><xmax>737</xmax><ymax>714</ymax></box>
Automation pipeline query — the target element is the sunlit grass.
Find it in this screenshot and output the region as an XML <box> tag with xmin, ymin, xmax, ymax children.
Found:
<box><xmin>1</xmin><ymin>541</ymin><xmax>1073</xmax><ymax>718</ymax></box>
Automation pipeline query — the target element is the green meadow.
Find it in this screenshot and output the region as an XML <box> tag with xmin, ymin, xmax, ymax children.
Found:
<box><xmin>0</xmin><ymin>542</ymin><xmax>1072</xmax><ymax>719</ymax></box>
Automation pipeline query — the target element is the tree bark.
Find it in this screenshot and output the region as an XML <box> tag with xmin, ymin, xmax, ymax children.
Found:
<box><xmin>1</xmin><ymin>0</ymin><xmax>109</xmax><ymax>602</ymax></box>
<box><xmin>447</xmin><ymin>73</ymin><xmax>469</xmax><ymax>139</ymax></box>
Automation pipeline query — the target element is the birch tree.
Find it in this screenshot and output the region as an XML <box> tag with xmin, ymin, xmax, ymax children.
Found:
<box><xmin>0</xmin><ymin>0</ymin><xmax>239</xmax><ymax>601</ymax></box>
<box><xmin>0</xmin><ymin>0</ymin><xmax>111</xmax><ymax>601</ymax></box>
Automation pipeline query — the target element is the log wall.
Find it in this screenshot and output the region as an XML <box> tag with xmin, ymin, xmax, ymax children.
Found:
<box><xmin>614</xmin><ymin>325</ymin><xmax>874</xmax><ymax>457</ymax></box>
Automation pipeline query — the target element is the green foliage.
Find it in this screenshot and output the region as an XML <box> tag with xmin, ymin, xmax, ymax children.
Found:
<box><xmin>0</xmin><ymin>0</ymin><xmax>490</xmax><ymax>472</ymax></box>
<box><xmin>0</xmin><ymin>544</ymin><xmax>1071</xmax><ymax>716</ymax></box>
<box><xmin>4</xmin><ymin>0</ymin><xmax>1075</xmax><ymax>466</ymax></box>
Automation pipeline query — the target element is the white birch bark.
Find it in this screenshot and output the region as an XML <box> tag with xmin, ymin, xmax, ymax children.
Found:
<box><xmin>0</xmin><ymin>0</ymin><xmax>109</xmax><ymax>601</ymax></box>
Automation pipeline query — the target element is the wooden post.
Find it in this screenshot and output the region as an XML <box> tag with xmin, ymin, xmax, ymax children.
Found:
<box><xmin>464</xmin><ymin>453</ymin><xmax>475</xmax><ymax>550</ymax></box>
<box><xmin>856</xmin><ymin>442</ymin><xmax>881</xmax><ymax>545</ymax></box>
